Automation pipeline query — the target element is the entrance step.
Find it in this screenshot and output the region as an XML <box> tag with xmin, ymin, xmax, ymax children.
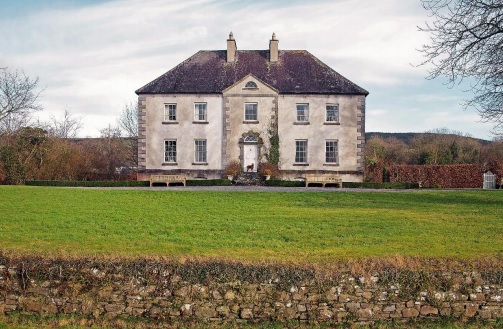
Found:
<box><xmin>233</xmin><ymin>172</ymin><xmax>264</xmax><ymax>186</ymax></box>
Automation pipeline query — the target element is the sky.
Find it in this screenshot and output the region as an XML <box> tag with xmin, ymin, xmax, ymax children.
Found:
<box><xmin>0</xmin><ymin>0</ymin><xmax>496</xmax><ymax>139</ymax></box>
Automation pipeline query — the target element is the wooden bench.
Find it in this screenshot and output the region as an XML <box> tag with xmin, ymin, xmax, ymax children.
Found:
<box><xmin>150</xmin><ymin>174</ymin><xmax>186</xmax><ymax>187</ymax></box>
<box><xmin>305</xmin><ymin>174</ymin><xmax>342</xmax><ymax>188</ymax></box>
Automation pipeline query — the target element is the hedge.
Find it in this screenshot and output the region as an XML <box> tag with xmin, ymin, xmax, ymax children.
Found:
<box><xmin>264</xmin><ymin>180</ymin><xmax>305</xmax><ymax>187</ymax></box>
<box><xmin>388</xmin><ymin>164</ymin><xmax>484</xmax><ymax>188</ymax></box>
<box><xmin>25</xmin><ymin>180</ymin><xmax>150</xmax><ymax>187</ymax></box>
<box><xmin>343</xmin><ymin>182</ymin><xmax>420</xmax><ymax>189</ymax></box>
<box><xmin>186</xmin><ymin>179</ymin><xmax>231</xmax><ymax>186</ymax></box>
<box><xmin>24</xmin><ymin>180</ymin><xmax>418</xmax><ymax>189</ymax></box>
<box><xmin>25</xmin><ymin>179</ymin><xmax>232</xmax><ymax>187</ymax></box>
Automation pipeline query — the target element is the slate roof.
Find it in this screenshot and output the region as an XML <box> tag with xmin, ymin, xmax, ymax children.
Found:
<box><xmin>136</xmin><ymin>50</ymin><xmax>368</xmax><ymax>95</ymax></box>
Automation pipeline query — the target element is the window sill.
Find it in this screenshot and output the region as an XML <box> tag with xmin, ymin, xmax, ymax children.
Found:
<box><xmin>293</xmin><ymin>163</ymin><xmax>309</xmax><ymax>166</ymax></box>
<box><xmin>323</xmin><ymin>163</ymin><xmax>340</xmax><ymax>166</ymax></box>
<box><xmin>192</xmin><ymin>162</ymin><xmax>208</xmax><ymax>166</ymax></box>
<box><xmin>324</xmin><ymin>122</ymin><xmax>340</xmax><ymax>125</ymax></box>
<box><xmin>162</xmin><ymin>162</ymin><xmax>178</xmax><ymax>166</ymax></box>
<box><xmin>242</xmin><ymin>87</ymin><xmax>259</xmax><ymax>90</ymax></box>
<box><xmin>293</xmin><ymin>122</ymin><xmax>310</xmax><ymax>125</ymax></box>
<box><xmin>193</xmin><ymin>121</ymin><xmax>209</xmax><ymax>124</ymax></box>
<box><xmin>162</xmin><ymin>121</ymin><xmax>178</xmax><ymax>125</ymax></box>
<box><xmin>243</xmin><ymin>120</ymin><xmax>259</xmax><ymax>124</ymax></box>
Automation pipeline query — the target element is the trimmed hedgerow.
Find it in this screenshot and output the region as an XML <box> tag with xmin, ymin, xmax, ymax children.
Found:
<box><xmin>186</xmin><ymin>179</ymin><xmax>231</xmax><ymax>186</ymax></box>
<box><xmin>25</xmin><ymin>180</ymin><xmax>150</xmax><ymax>187</ymax></box>
<box><xmin>25</xmin><ymin>179</ymin><xmax>233</xmax><ymax>187</ymax></box>
<box><xmin>344</xmin><ymin>182</ymin><xmax>420</xmax><ymax>189</ymax></box>
<box><xmin>389</xmin><ymin>164</ymin><xmax>486</xmax><ymax>188</ymax></box>
<box><xmin>265</xmin><ymin>180</ymin><xmax>419</xmax><ymax>189</ymax></box>
<box><xmin>264</xmin><ymin>180</ymin><xmax>305</xmax><ymax>187</ymax></box>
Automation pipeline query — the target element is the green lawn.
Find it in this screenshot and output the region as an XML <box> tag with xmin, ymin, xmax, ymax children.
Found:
<box><xmin>0</xmin><ymin>186</ymin><xmax>502</xmax><ymax>263</ymax></box>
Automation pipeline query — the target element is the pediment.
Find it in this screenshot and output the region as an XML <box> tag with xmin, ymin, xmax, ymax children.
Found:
<box><xmin>222</xmin><ymin>74</ymin><xmax>278</xmax><ymax>95</ymax></box>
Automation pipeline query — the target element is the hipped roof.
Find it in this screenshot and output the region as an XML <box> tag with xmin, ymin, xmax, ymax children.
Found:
<box><xmin>136</xmin><ymin>50</ymin><xmax>369</xmax><ymax>95</ymax></box>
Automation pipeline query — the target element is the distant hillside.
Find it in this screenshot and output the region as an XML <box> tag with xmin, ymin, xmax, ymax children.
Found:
<box><xmin>366</xmin><ymin>132</ymin><xmax>491</xmax><ymax>146</ymax></box>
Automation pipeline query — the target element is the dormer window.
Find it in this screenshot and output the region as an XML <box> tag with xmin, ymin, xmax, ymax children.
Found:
<box><xmin>244</xmin><ymin>81</ymin><xmax>258</xmax><ymax>89</ymax></box>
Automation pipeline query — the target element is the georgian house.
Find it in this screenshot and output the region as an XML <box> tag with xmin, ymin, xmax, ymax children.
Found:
<box><xmin>135</xmin><ymin>33</ymin><xmax>368</xmax><ymax>182</ymax></box>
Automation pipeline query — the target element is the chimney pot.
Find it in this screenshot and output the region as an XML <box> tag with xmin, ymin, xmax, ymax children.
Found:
<box><xmin>227</xmin><ymin>32</ymin><xmax>237</xmax><ymax>63</ymax></box>
<box><xmin>269</xmin><ymin>32</ymin><xmax>279</xmax><ymax>62</ymax></box>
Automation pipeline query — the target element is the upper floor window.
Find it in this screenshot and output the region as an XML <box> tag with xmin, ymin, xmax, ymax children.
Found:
<box><xmin>164</xmin><ymin>104</ymin><xmax>177</xmax><ymax>121</ymax></box>
<box><xmin>295</xmin><ymin>140</ymin><xmax>308</xmax><ymax>163</ymax></box>
<box><xmin>296</xmin><ymin>104</ymin><xmax>309</xmax><ymax>122</ymax></box>
<box><xmin>164</xmin><ymin>140</ymin><xmax>177</xmax><ymax>163</ymax></box>
<box><xmin>325</xmin><ymin>140</ymin><xmax>339</xmax><ymax>164</ymax></box>
<box><xmin>326</xmin><ymin>104</ymin><xmax>339</xmax><ymax>123</ymax></box>
<box><xmin>244</xmin><ymin>103</ymin><xmax>258</xmax><ymax>121</ymax></box>
<box><xmin>244</xmin><ymin>81</ymin><xmax>258</xmax><ymax>89</ymax></box>
<box><xmin>194</xmin><ymin>139</ymin><xmax>207</xmax><ymax>163</ymax></box>
<box><xmin>194</xmin><ymin>103</ymin><xmax>207</xmax><ymax>122</ymax></box>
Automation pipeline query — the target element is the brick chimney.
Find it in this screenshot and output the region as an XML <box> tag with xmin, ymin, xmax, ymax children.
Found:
<box><xmin>269</xmin><ymin>32</ymin><xmax>278</xmax><ymax>62</ymax></box>
<box><xmin>227</xmin><ymin>32</ymin><xmax>237</xmax><ymax>63</ymax></box>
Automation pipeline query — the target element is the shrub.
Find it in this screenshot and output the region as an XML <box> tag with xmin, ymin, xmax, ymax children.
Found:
<box><xmin>225</xmin><ymin>161</ymin><xmax>241</xmax><ymax>176</ymax></box>
<box><xmin>343</xmin><ymin>182</ymin><xmax>420</xmax><ymax>189</ymax></box>
<box><xmin>186</xmin><ymin>179</ymin><xmax>231</xmax><ymax>186</ymax></box>
<box><xmin>26</xmin><ymin>180</ymin><xmax>233</xmax><ymax>187</ymax></box>
<box><xmin>388</xmin><ymin>164</ymin><xmax>483</xmax><ymax>188</ymax></box>
<box><xmin>0</xmin><ymin>161</ymin><xmax>5</xmax><ymax>185</ymax></box>
<box><xmin>264</xmin><ymin>180</ymin><xmax>305</xmax><ymax>187</ymax></box>
<box><xmin>258</xmin><ymin>161</ymin><xmax>280</xmax><ymax>177</ymax></box>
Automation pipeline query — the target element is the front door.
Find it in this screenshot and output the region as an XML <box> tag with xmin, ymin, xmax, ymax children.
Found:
<box><xmin>243</xmin><ymin>144</ymin><xmax>258</xmax><ymax>172</ymax></box>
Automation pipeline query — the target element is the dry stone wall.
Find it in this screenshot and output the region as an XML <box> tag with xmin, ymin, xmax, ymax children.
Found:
<box><xmin>1</xmin><ymin>257</ymin><xmax>502</xmax><ymax>324</ymax></box>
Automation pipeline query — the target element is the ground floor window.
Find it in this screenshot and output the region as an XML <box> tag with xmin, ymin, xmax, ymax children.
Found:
<box><xmin>325</xmin><ymin>140</ymin><xmax>338</xmax><ymax>163</ymax></box>
<box><xmin>295</xmin><ymin>140</ymin><xmax>308</xmax><ymax>163</ymax></box>
<box><xmin>164</xmin><ymin>140</ymin><xmax>176</xmax><ymax>162</ymax></box>
<box><xmin>194</xmin><ymin>139</ymin><xmax>207</xmax><ymax>163</ymax></box>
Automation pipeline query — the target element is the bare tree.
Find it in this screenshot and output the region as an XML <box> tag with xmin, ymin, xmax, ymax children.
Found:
<box><xmin>118</xmin><ymin>101</ymin><xmax>138</xmax><ymax>138</ymax></box>
<box><xmin>418</xmin><ymin>0</ymin><xmax>503</xmax><ymax>130</ymax></box>
<box><xmin>49</xmin><ymin>108</ymin><xmax>83</xmax><ymax>138</ymax></box>
<box><xmin>96</xmin><ymin>124</ymin><xmax>129</xmax><ymax>175</ymax></box>
<box><xmin>0</xmin><ymin>112</ymin><xmax>33</xmax><ymax>134</ymax></box>
<box><xmin>0</xmin><ymin>68</ymin><xmax>42</xmax><ymax>124</ymax></box>
<box><xmin>118</xmin><ymin>101</ymin><xmax>138</xmax><ymax>167</ymax></box>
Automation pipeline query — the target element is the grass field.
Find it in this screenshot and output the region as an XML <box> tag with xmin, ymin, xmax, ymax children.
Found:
<box><xmin>0</xmin><ymin>186</ymin><xmax>502</xmax><ymax>263</ymax></box>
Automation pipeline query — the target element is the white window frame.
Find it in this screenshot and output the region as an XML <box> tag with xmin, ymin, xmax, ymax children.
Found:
<box><xmin>194</xmin><ymin>103</ymin><xmax>207</xmax><ymax>122</ymax></box>
<box><xmin>244</xmin><ymin>102</ymin><xmax>258</xmax><ymax>121</ymax></box>
<box><xmin>194</xmin><ymin>139</ymin><xmax>207</xmax><ymax>163</ymax></box>
<box><xmin>164</xmin><ymin>104</ymin><xmax>177</xmax><ymax>122</ymax></box>
<box><xmin>325</xmin><ymin>140</ymin><xmax>339</xmax><ymax>164</ymax></box>
<box><xmin>296</xmin><ymin>104</ymin><xmax>309</xmax><ymax>122</ymax></box>
<box><xmin>326</xmin><ymin>104</ymin><xmax>339</xmax><ymax>123</ymax></box>
<box><xmin>295</xmin><ymin>140</ymin><xmax>308</xmax><ymax>163</ymax></box>
<box><xmin>164</xmin><ymin>139</ymin><xmax>177</xmax><ymax>163</ymax></box>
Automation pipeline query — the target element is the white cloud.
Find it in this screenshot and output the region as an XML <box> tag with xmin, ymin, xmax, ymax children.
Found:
<box><xmin>0</xmin><ymin>0</ymin><xmax>494</xmax><ymax>139</ymax></box>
